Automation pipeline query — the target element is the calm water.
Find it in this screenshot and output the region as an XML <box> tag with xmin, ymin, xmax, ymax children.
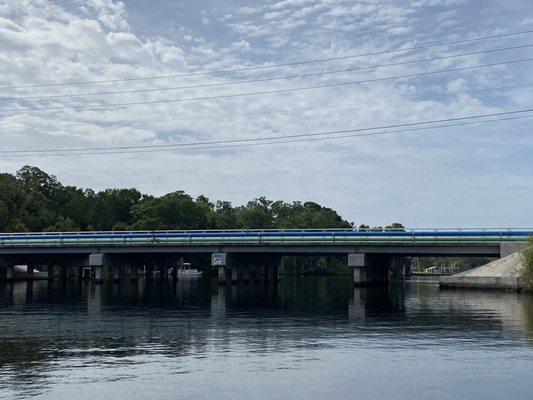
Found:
<box><xmin>0</xmin><ymin>276</ymin><xmax>532</xmax><ymax>400</ymax></box>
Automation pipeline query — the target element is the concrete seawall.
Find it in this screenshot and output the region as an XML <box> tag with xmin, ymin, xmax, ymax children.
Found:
<box><xmin>440</xmin><ymin>252</ymin><xmax>525</xmax><ymax>290</ymax></box>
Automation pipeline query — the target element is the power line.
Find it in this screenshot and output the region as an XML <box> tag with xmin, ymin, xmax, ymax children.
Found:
<box><xmin>2</xmin><ymin>108</ymin><xmax>531</xmax><ymax>155</ymax></box>
<box><xmin>2</xmin><ymin>44</ymin><xmax>531</xmax><ymax>102</ymax></box>
<box><xmin>2</xmin><ymin>81</ymin><xmax>532</xmax><ymax>130</ymax></box>
<box><xmin>1</xmin><ymin>58</ymin><xmax>531</xmax><ymax>113</ymax></box>
<box><xmin>1</xmin><ymin>29</ymin><xmax>532</xmax><ymax>90</ymax></box>
<box><xmin>1</xmin><ymin>113</ymin><xmax>530</xmax><ymax>158</ymax></box>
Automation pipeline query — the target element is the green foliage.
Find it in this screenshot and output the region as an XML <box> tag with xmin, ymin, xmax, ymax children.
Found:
<box><xmin>0</xmin><ymin>166</ymin><xmax>368</xmax><ymax>233</ymax></box>
<box><xmin>130</xmin><ymin>191</ymin><xmax>208</xmax><ymax>230</ymax></box>
<box><xmin>522</xmin><ymin>238</ymin><xmax>533</xmax><ymax>290</ymax></box>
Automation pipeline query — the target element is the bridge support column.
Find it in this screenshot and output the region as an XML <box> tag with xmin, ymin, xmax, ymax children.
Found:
<box><xmin>217</xmin><ymin>266</ymin><xmax>226</xmax><ymax>284</ymax></box>
<box><xmin>89</xmin><ymin>254</ymin><xmax>107</xmax><ymax>284</ymax></box>
<box><xmin>113</xmin><ymin>266</ymin><xmax>121</xmax><ymax>283</ymax></box>
<box><xmin>47</xmin><ymin>265</ymin><xmax>55</xmax><ymax>281</ymax></box>
<box><xmin>159</xmin><ymin>266</ymin><xmax>168</xmax><ymax>281</ymax></box>
<box><xmin>145</xmin><ymin>266</ymin><xmax>154</xmax><ymax>282</ymax></box>
<box><xmin>131</xmin><ymin>266</ymin><xmax>139</xmax><ymax>282</ymax></box>
<box><xmin>26</xmin><ymin>265</ymin><xmax>35</xmax><ymax>280</ymax></box>
<box><xmin>5</xmin><ymin>266</ymin><xmax>14</xmax><ymax>281</ymax></box>
<box><xmin>93</xmin><ymin>266</ymin><xmax>103</xmax><ymax>284</ymax></box>
<box><xmin>242</xmin><ymin>268</ymin><xmax>251</xmax><ymax>284</ymax></box>
<box><xmin>253</xmin><ymin>265</ymin><xmax>264</xmax><ymax>284</ymax></box>
<box><xmin>266</xmin><ymin>264</ymin><xmax>279</xmax><ymax>283</ymax></box>
<box><xmin>348</xmin><ymin>253</ymin><xmax>390</xmax><ymax>286</ymax></box>
<box><xmin>171</xmin><ymin>257</ymin><xmax>183</xmax><ymax>282</ymax></box>
<box><xmin>212</xmin><ymin>253</ymin><xmax>233</xmax><ymax>285</ymax></box>
<box><xmin>60</xmin><ymin>266</ymin><xmax>70</xmax><ymax>281</ymax></box>
<box><xmin>250</xmin><ymin>265</ymin><xmax>259</xmax><ymax>284</ymax></box>
<box><xmin>231</xmin><ymin>266</ymin><xmax>241</xmax><ymax>284</ymax></box>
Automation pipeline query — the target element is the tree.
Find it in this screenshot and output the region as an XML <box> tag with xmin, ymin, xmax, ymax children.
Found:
<box><xmin>213</xmin><ymin>201</ymin><xmax>239</xmax><ymax>229</ymax></box>
<box><xmin>0</xmin><ymin>166</ymin><xmax>401</xmax><ymax>246</ymax></box>
<box><xmin>236</xmin><ymin>197</ymin><xmax>274</xmax><ymax>229</ymax></box>
<box><xmin>385</xmin><ymin>223</ymin><xmax>405</xmax><ymax>231</ymax></box>
<box><xmin>131</xmin><ymin>191</ymin><xmax>208</xmax><ymax>230</ymax></box>
<box><xmin>91</xmin><ymin>188</ymin><xmax>142</xmax><ymax>230</ymax></box>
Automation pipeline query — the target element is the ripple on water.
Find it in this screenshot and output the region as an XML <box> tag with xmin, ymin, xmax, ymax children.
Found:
<box><xmin>0</xmin><ymin>277</ymin><xmax>532</xmax><ymax>400</ymax></box>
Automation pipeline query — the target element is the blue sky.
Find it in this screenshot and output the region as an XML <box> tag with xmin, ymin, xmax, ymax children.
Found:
<box><xmin>0</xmin><ymin>0</ymin><xmax>532</xmax><ymax>227</ymax></box>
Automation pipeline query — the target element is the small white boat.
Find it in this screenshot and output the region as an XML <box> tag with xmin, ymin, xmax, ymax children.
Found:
<box><xmin>13</xmin><ymin>265</ymin><xmax>48</xmax><ymax>279</ymax></box>
<box><xmin>168</xmin><ymin>263</ymin><xmax>203</xmax><ymax>277</ymax></box>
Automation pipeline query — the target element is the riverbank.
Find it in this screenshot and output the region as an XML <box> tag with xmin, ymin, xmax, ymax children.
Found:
<box><xmin>439</xmin><ymin>252</ymin><xmax>524</xmax><ymax>290</ymax></box>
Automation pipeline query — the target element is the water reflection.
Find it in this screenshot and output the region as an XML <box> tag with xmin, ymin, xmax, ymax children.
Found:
<box><xmin>0</xmin><ymin>277</ymin><xmax>532</xmax><ymax>400</ymax></box>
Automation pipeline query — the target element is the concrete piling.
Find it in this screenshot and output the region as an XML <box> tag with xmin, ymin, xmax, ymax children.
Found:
<box><xmin>93</xmin><ymin>266</ymin><xmax>103</xmax><ymax>284</ymax></box>
<box><xmin>113</xmin><ymin>266</ymin><xmax>121</xmax><ymax>283</ymax></box>
<box><xmin>348</xmin><ymin>253</ymin><xmax>390</xmax><ymax>286</ymax></box>
<box><xmin>60</xmin><ymin>266</ymin><xmax>70</xmax><ymax>281</ymax></box>
<box><xmin>145</xmin><ymin>265</ymin><xmax>154</xmax><ymax>282</ymax></box>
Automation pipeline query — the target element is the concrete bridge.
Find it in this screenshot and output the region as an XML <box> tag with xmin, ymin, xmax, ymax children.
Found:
<box><xmin>0</xmin><ymin>229</ymin><xmax>530</xmax><ymax>285</ymax></box>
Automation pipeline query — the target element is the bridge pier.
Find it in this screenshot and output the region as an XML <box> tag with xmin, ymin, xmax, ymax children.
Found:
<box><xmin>78</xmin><ymin>266</ymin><xmax>84</xmax><ymax>281</ymax></box>
<box><xmin>113</xmin><ymin>266</ymin><xmax>122</xmax><ymax>283</ymax></box>
<box><xmin>230</xmin><ymin>266</ymin><xmax>240</xmax><ymax>284</ymax></box>
<box><xmin>26</xmin><ymin>265</ymin><xmax>34</xmax><ymax>280</ymax></box>
<box><xmin>89</xmin><ymin>254</ymin><xmax>107</xmax><ymax>284</ymax></box>
<box><xmin>60</xmin><ymin>265</ymin><xmax>70</xmax><ymax>281</ymax></box>
<box><xmin>217</xmin><ymin>266</ymin><xmax>226</xmax><ymax>283</ymax></box>
<box><xmin>131</xmin><ymin>265</ymin><xmax>139</xmax><ymax>282</ymax></box>
<box><xmin>159</xmin><ymin>266</ymin><xmax>168</xmax><ymax>281</ymax></box>
<box><xmin>171</xmin><ymin>257</ymin><xmax>184</xmax><ymax>282</ymax></box>
<box><xmin>266</xmin><ymin>263</ymin><xmax>279</xmax><ymax>283</ymax></box>
<box><xmin>47</xmin><ymin>265</ymin><xmax>55</xmax><ymax>281</ymax></box>
<box><xmin>348</xmin><ymin>253</ymin><xmax>390</xmax><ymax>286</ymax></box>
<box><xmin>212</xmin><ymin>253</ymin><xmax>281</xmax><ymax>285</ymax></box>
<box><xmin>145</xmin><ymin>265</ymin><xmax>155</xmax><ymax>282</ymax></box>
<box><xmin>5</xmin><ymin>266</ymin><xmax>14</xmax><ymax>281</ymax></box>
<box><xmin>93</xmin><ymin>266</ymin><xmax>103</xmax><ymax>283</ymax></box>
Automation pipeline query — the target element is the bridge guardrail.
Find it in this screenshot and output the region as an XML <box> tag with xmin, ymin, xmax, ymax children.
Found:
<box><xmin>0</xmin><ymin>229</ymin><xmax>531</xmax><ymax>247</ymax></box>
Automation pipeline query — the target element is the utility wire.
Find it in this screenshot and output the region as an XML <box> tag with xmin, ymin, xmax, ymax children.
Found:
<box><xmin>2</xmin><ymin>109</ymin><xmax>530</xmax><ymax>155</ymax></box>
<box><xmin>1</xmin><ymin>114</ymin><xmax>530</xmax><ymax>158</ymax></box>
<box><xmin>2</xmin><ymin>81</ymin><xmax>532</xmax><ymax>130</ymax></box>
<box><xmin>1</xmin><ymin>58</ymin><xmax>531</xmax><ymax>113</ymax></box>
<box><xmin>1</xmin><ymin>44</ymin><xmax>531</xmax><ymax>101</ymax></box>
<box><xmin>1</xmin><ymin>29</ymin><xmax>532</xmax><ymax>90</ymax></box>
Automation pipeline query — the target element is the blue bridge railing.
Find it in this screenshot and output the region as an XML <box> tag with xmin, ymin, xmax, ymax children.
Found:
<box><xmin>0</xmin><ymin>229</ymin><xmax>531</xmax><ymax>247</ymax></box>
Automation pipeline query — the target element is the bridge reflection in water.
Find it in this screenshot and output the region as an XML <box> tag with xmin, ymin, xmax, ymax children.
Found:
<box><xmin>1</xmin><ymin>276</ymin><xmax>532</xmax><ymax>399</ymax></box>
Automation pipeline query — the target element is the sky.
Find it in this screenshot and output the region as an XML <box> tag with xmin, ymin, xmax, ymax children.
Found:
<box><xmin>0</xmin><ymin>0</ymin><xmax>532</xmax><ymax>228</ymax></box>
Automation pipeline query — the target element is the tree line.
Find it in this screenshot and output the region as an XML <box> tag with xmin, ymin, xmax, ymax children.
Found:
<box><xmin>0</xmin><ymin>166</ymin><xmax>403</xmax><ymax>233</ymax></box>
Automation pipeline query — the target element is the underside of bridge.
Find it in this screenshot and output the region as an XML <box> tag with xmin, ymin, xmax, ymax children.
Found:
<box><xmin>0</xmin><ymin>234</ymin><xmax>530</xmax><ymax>288</ymax></box>
<box><xmin>0</xmin><ymin>240</ymin><xmax>526</xmax><ymax>286</ymax></box>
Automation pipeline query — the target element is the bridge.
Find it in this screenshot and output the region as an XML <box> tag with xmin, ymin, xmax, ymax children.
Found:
<box><xmin>0</xmin><ymin>229</ymin><xmax>530</xmax><ymax>285</ymax></box>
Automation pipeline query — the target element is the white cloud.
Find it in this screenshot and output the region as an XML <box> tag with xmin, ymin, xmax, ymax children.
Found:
<box><xmin>0</xmin><ymin>0</ymin><xmax>531</xmax><ymax>227</ymax></box>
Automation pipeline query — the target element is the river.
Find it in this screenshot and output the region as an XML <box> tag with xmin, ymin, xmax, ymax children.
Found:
<box><xmin>0</xmin><ymin>276</ymin><xmax>532</xmax><ymax>399</ymax></box>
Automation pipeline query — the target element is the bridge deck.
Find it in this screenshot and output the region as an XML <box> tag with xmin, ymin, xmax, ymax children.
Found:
<box><xmin>0</xmin><ymin>230</ymin><xmax>529</xmax><ymax>258</ymax></box>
